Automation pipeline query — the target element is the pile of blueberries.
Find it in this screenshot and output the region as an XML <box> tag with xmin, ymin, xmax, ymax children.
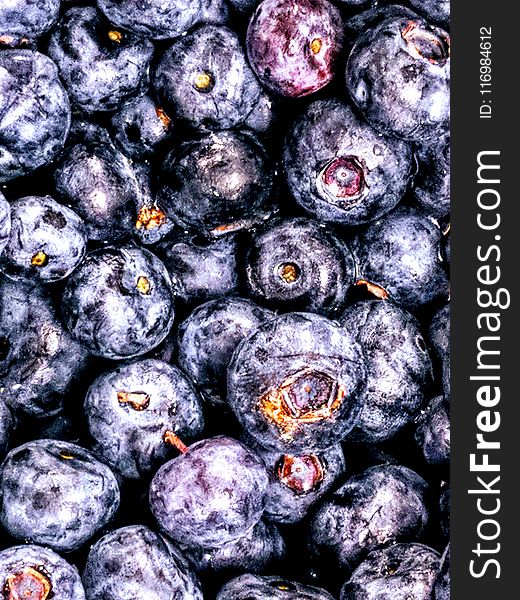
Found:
<box><xmin>0</xmin><ymin>0</ymin><xmax>450</xmax><ymax>598</ymax></box>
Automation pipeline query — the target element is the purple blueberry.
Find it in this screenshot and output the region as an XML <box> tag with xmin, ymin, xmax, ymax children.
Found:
<box><xmin>216</xmin><ymin>573</ymin><xmax>335</xmax><ymax>600</ymax></box>
<box><xmin>415</xmin><ymin>395</ymin><xmax>450</xmax><ymax>466</ymax></box>
<box><xmin>0</xmin><ymin>0</ymin><xmax>60</xmax><ymax>44</ymax></box>
<box><xmin>433</xmin><ymin>544</ymin><xmax>450</xmax><ymax>600</ymax></box>
<box><xmin>0</xmin><ymin>193</ymin><xmax>11</xmax><ymax>256</ymax></box>
<box><xmin>413</xmin><ymin>134</ymin><xmax>450</xmax><ymax>219</ymax></box>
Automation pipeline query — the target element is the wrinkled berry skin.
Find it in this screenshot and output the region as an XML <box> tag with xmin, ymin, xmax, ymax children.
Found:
<box><xmin>216</xmin><ymin>573</ymin><xmax>335</xmax><ymax>600</ymax></box>
<box><xmin>0</xmin><ymin>398</ymin><xmax>12</xmax><ymax>457</ymax></box>
<box><xmin>155</xmin><ymin>25</ymin><xmax>273</xmax><ymax>133</ymax></box>
<box><xmin>158</xmin><ymin>233</ymin><xmax>240</xmax><ymax>306</ymax></box>
<box><xmin>413</xmin><ymin>134</ymin><xmax>450</xmax><ymax>219</ymax></box>
<box><xmin>409</xmin><ymin>0</ymin><xmax>450</xmax><ymax>27</ymax></box>
<box><xmin>354</xmin><ymin>206</ymin><xmax>449</xmax><ymax>311</ymax></box>
<box><xmin>308</xmin><ymin>465</ymin><xmax>429</xmax><ymax>571</ymax></box>
<box><xmin>83</xmin><ymin>525</ymin><xmax>203</xmax><ymax>600</ymax></box>
<box><xmin>111</xmin><ymin>95</ymin><xmax>174</xmax><ymax>161</ymax></box>
<box><xmin>249</xmin><ymin>440</ymin><xmax>346</xmax><ymax>524</ymax></box>
<box><xmin>0</xmin><ymin>196</ymin><xmax>87</xmax><ymax>283</ymax></box>
<box><xmin>415</xmin><ymin>396</ymin><xmax>450</xmax><ymax>466</ymax></box>
<box><xmin>340</xmin><ymin>543</ymin><xmax>440</xmax><ymax>600</ymax></box>
<box><xmin>85</xmin><ymin>359</ymin><xmax>205</xmax><ymax>479</ymax></box>
<box><xmin>245</xmin><ymin>218</ymin><xmax>356</xmax><ymax>315</ymax></box>
<box><xmin>0</xmin><ymin>439</ymin><xmax>120</xmax><ymax>552</ymax></box>
<box><xmin>434</xmin><ymin>544</ymin><xmax>450</xmax><ymax>600</ymax></box>
<box><xmin>186</xmin><ymin>519</ymin><xmax>286</xmax><ymax>576</ymax></box>
<box><xmin>62</xmin><ymin>246</ymin><xmax>175</xmax><ymax>360</ymax></box>
<box><xmin>159</xmin><ymin>131</ymin><xmax>273</xmax><ymax>237</ymax></box>
<box><xmin>97</xmin><ymin>0</ymin><xmax>228</xmax><ymax>40</ymax></box>
<box><xmin>428</xmin><ymin>303</ymin><xmax>450</xmax><ymax>397</ymax></box>
<box><xmin>227</xmin><ymin>312</ymin><xmax>367</xmax><ymax>453</ymax></box>
<box><xmin>284</xmin><ymin>100</ymin><xmax>413</xmax><ymax>226</ymax></box>
<box><xmin>0</xmin><ymin>50</ymin><xmax>70</xmax><ymax>183</ymax></box>
<box><xmin>0</xmin><ymin>544</ymin><xmax>86</xmax><ymax>600</ymax></box>
<box><xmin>346</xmin><ymin>17</ymin><xmax>450</xmax><ymax>141</ymax></box>
<box><xmin>47</xmin><ymin>7</ymin><xmax>154</xmax><ymax>113</ymax></box>
<box><xmin>247</xmin><ymin>0</ymin><xmax>344</xmax><ymax>98</ymax></box>
<box><xmin>149</xmin><ymin>436</ymin><xmax>268</xmax><ymax>549</ymax></box>
<box><xmin>0</xmin><ymin>193</ymin><xmax>11</xmax><ymax>256</ymax></box>
<box><xmin>338</xmin><ymin>300</ymin><xmax>433</xmax><ymax>442</ymax></box>
<box><xmin>0</xmin><ymin>0</ymin><xmax>60</xmax><ymax>43</ymax></box>
<box><xmin>177</xmin><ymin>298</ymin><xmax>274</xmax><ymax>405</ymax></box>
<box><xmin>0</xmin><ymin>279</ymin><xmax>89</xmax><ymax>417</ymax></box>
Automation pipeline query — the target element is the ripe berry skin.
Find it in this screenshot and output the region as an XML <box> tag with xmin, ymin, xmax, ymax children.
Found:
<box><xmin>0</xmin><ymin>192</ymin><xmax>11</xmax><ymax>256</ymax></box>
<box><xmin>216</xmin><ymin>573</ymin><xmax>336</xmax><ymax>600</ymax></box>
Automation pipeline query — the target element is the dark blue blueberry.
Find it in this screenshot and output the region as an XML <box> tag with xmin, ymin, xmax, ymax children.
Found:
<box><xmin>284</xmin><ymin>100</ymin><xmax>413</xmax><ymax>226</ymax></box>
<box><xmin>413</xmin><ymin>134</ymin><xmax>450</xmax><ymax>219</ymax></box>
<box><xmin>308</xmin><ymin>464</ymin><xmax>429</xmax><ymax>571</ymax></box>
<box><xmin>0</xmin><ymin>544</ymin><xmax>86</xmax><ymax>599</ymax></box>
<box><xmin>0</xmin><ymin>439</ymin><xmax>120</xmax><ymax>552</ymax></box>
<box><xmin>338</xmin><ymin>300</ymin><xmax>433</xmax><ymax>442</ymax></box>
<box><xmin>247</xmin><ymin>440</ymin><xmax>346</xmax><ymax>524</ymax></box>
<box><xmin>0</xmin><ymin>193</ymin><xmax>10</xmax><ymax>256</ymax></box>
<box><xmin>246</xmin><ymin>0</ymin><xmax>344</xmax><ymax>98</ymax></box>
<box><xmin>353</xmin><ymin>206</ymin><xmax>449</xmax><ymax>311</ymax></box>
<box><xmin>439</xmin><ymin>485</ymin><xmax>450</xmax><ymax>542</ymax></box>
<box><xmin>227</xmin><ymin>312</ymin><xmax>367</xmax><ymax>453</ymax></box>
<box><xmin>54</xmin><ymin>123</ymin><xmax>146</xmax><ymax>243</ymax></box>
<box><xmin>443</xmin><ymin>228</ymin><xmax>450</xmax><ymax>267</ymax></box>
<box><xmin>409</xmin><ymin>0</ymin><xmax>450</xmax><ymax>27</ymax></box>
<box><xmin>97</xmin><ymin>0</ymin><xmax>228</xmax><ymax>40</ymax></box>
<box><xmin>158</xmin><ymin>233</ymin><xmax>241</xmax><ymax>306</ymax></box>
<box><xmin>61</xmin><ymin>246</ymin><xmax>175</xmax><ymax>360</ymax></box>
<box><xmin>177</xmin><ymin>298</ymin><xmax>274</xmax><ymax>406</ymax></box>
<box><xmin>158</xmin><ymin>131</ymin><xmax>274</xmax><ymax>237</ymax></box>
<box><xmin>433</xmin><ymin>544</ymin><xmax>450</xmax><ymax>600</ymax></box>
<box><xmin>0</xmin><ymin>50</ymin><xmax>70</xmax><ymax>183</ymax></box>
<box><xmin>149</xmin><ymin>436</ymin><xmax>268</xmax><ymax>549</ymax></box>
<box><xmin>346</xmin><ymin>16</ymin><xmax>450</xmax><ymax>141</ymax></box>
<box><xmin>344</xmin><ymin>3</ymin><xmax>420</xmax><ymax>37</ymax></box>
<box><xmin>47</xmin><ymin>7</ymin><xmax>154</xmax><ymax>113</ymax></box>
<box><xmin>83</xmin><ymin>525</ymin><xmax>203</xmax><ymax>600</ymax></box>
<box><xmin>428</xmin><ymin>303</ymin><xmax>450</xmax><ymax>397</ymax></box>
<box><xmin>414</xmin><ymin>395</ymin><xmax>450</xmax><ymax>466</ymax></box>
<box><xmin>0</xmin><ymin>196</ymin><xmax>87</xmax><ymax>283</ymax></box>
<box><xmin>216</xmin><ymin>574</ymin><xmax>335</xmax><ymax>600</ymax></box>
<box><xmin>0</xmin><ymin>398</ymin><xmax>12</xmax><ymax>457</ymax></box>
<box><xmin>85</xmin><ymin>358</ymin><xmax>205</xmax><ymax>479</ymax></box>
<box><xmin>186</xmin><ymin>519</ymin><xmax>286</xmax><ymax>576</ymax></box>
<box><xmin>154</xmin><ymin>25</ymin><xmax>273</xmax><ymax>133</ymax></box>
<box><xmin>340</xmin><ymin>543</ymin><xmax>440</xmax><ymax>600</ymax></box>
<box><xmin>0</xmin><ymin>0</ymin><xmax>60</xmax><ymax>44</ymax></box>
<box><xmin>0</xmin><ymin>278</ymin><xmax>89</xmax><ymax>417</ymax></box>
<box><xmin>245</xmin><ymin>217</ymin><xmax>356</xmax><ymax>315</ymax></box>
<box><xmin>111</xmin><ymin>95</ymin><xmax>175</xmax><ymax>161</ymax></box>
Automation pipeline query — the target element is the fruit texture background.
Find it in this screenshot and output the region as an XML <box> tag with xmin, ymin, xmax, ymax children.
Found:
<box><xmin>0</xmin><ymin>1</ymin><xmax>450</xmax><ymax>599</ymax></box>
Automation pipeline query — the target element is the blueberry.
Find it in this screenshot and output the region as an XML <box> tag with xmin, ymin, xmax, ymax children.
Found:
<box><xmin>0</xmin><ymin>439</ymin><xmax>120</xmax><ymax>552</ymax></box>
<box><xmin>414</xmin><ymin>395</ymin><xmax>450</xmax><ymax>466</ymax></box>
<box><xmin>227</xmin><ymin>312</ymin><xmax>367</xmax><ymax>453</ymax></box>
<box><xmin>284</xmin><ymin>100</ymin><xmax>413</xmax><ymax>226</ymax></box>
<box><xmin>83</xmin><ymin>525</ymin><xmax>203</xmax><ymax>600</ymax></box>
<box><xmin>216</xmin><ymin>573</ymin><xmax>335</xmax><ymax>600</ymax></box>
<box><xmin>246</xmin><ymin>0</ymin><xmax>344</xmax><ymax>98</ymax></box>
<box><xmin>443</xmin><ymin>228</ymin><xmax>450</xmax><ymax>267</ymax></box>
<box><xmin>408</xmin><ymin>0</ymin><xmax>450</xmax><ymax>28</ymax></box>
<box><xmin>248</xmin><ymin>440</ymin><xmax>346</xmax><ymax>524</ymax></box>
<box><xmin>413</xmin><ymin>134</ymin><xmax>450</xmax><ymax>219</ymax></box>
<box><xmin>111</xmin><ymin>95</ymin><xmax>175</xmax><ymax>161</ymax></box>
<box><xmin>433</xmin><ymin>544</ymin><xmax>450</xmax><ymax>600</ymax></box>
<box><xmin>0</xmin><ymin>398</ymin><xmax>12</xmax><ymax>457</ymax></box>
<box><xmin>0</xmin><ymin>544</ymin><xmax>86</xmax><ymax>599</ymax></box>
<box><xmin>340</xmin><ymin>543</ymin><xmax>440</xmax><ymax>600</ymax></box>
<box><xmin>61</xmin><ymin>246</ymin><xmax>175</xmax><ymax>360</ymax></box>
<box><xmin>0</xmin><ymin>193</ymin><xmax>11</xmax><ymax>257</ymax></box>
<box><xmin>158</xmin><ymin>131</ymin><xmax>274</xmax><ymax>237</ymax></box>
<box><xmin>85</xmin><ymin>358</ymin><xmax>205</xmax><ymax>479</ymax></box>
<box><xmin>177</xmin><ymin>298</ymin><xmax>274</xmax><ymax>405</ymax></box>
<box><xmin>97</xmin><ymin>0</ymin><xmax>228</xmax><ymax>40</ymax></box>
<box><xmin>439</xmin><ymin>485</ymin><xmax>450</xmax><ymax>542</ymax></box>
<box><xmin>0</xmin><ymin>0</ymin><xmax>60</xmax><ymax>45</ymax></box>
<box><xmin>308</xmin><ymin>464</ymin><xmax>429</xmax><ymax>571</ymax></box>
<box><xmin>0</xmin><ymin>50</ymin><xmax>70</xmax><ymax>183</ymax></box>
<box><xmin>0</xmin><ymin>278</ymin><xmax>89</xmax><ymax>417</ymax></box>
<box><xmin>353</xmin><ymin>206</ymin><xmax>449</xmax><ymax>310</ymax></box>
<box><xmin>228</xmin><ymin>0</ymin><xmax>258</xmax><ymax>13</ymax></box>
<box><xmin>149</xmin><ymin>436</ymin><xmax>269</xmax><ymax>549</ymax></box>
<box><xmin>154</xmin><ymin>25</ymin><xmax>273</xmax><ymax>133</ymax></box>
<box><xmin>245</xmin><ymin>217</ymin><xmax>356</xmax><ymax>315</ymax></box>
<box><xmin>338</xmin><ymin>300</ymin><xmax>433</xmax><ymax>442</ymax></box>
<box><xmin>157</xmin><ymin>233</ymin><xmax>240</xmax><ymax>306</ymax></box>
<box><xmin>346</xmin><ymin>16</ymin><xmax>450</xmax><ymax>141</ymax></box>
<box><xmin>428</xmin><ymin>303</ymin><xmax>450</xmax><ymax>397</ymax></box>
<box><xmin>54</xmin><ymin>123</ymin><xmax>145</xmax><ymax>243</ymax></box>
<box><xmin>186</xmin><ymin>519</ymin><xmax>286</xmax><ymax>576</ymax></box>
<box><xmin>0</xmin><ymin>196</ymin><xmax>87</xmax><ymax>283</ymax></box>
<box><xmin>47</xmin><ymin>7</ymin><xmax>154</xmax><ymax>113</ymax></box>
